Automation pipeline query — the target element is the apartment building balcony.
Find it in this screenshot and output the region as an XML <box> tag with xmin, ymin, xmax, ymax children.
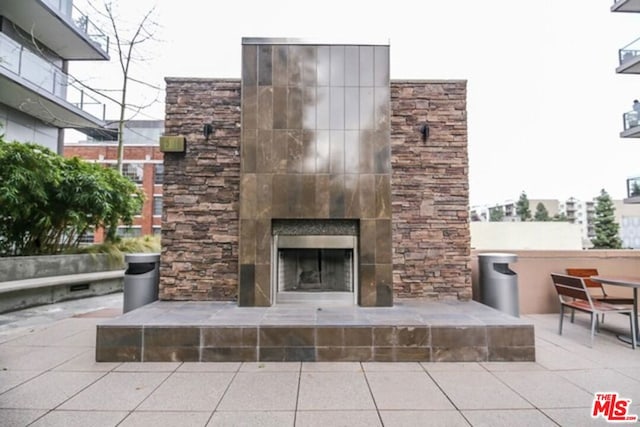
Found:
<box><xmin>625</xmin><ymin>176</ymin><xmax>640</xmax><ymax>203</ymax></box>
<box><xmin>620</xmin><ymin>110</ymin><xmax>640</xmax><ymax>137</ymax></box>
<box><xmin>612</xmin><ymin>0</ymin><xmax>640</xmax><ymax>13</ymax></box>
<box><xmin>0</xmin><ymin>31</ymin><xmax>110</xmax><ymax>136</ymax></box>
<box><xmin>616</xmin><ymin>36</ymin><xmax>640</xmax><ymax>74</ymax></box>
<box><xmin>0</xmin><ymin>0</ymin><xmax>109</xmax><ymax>60</ymax></box>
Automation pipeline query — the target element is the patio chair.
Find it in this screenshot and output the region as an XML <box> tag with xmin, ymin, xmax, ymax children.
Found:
<box><xmin>566</xmin><ymin>268</ymin><xmax>635</xmax><ymax>323</ymax></box>
<box><xmin>550</xmin><ymin>273</ymin><xmax>636</xmax><ymax>349</ymax></box>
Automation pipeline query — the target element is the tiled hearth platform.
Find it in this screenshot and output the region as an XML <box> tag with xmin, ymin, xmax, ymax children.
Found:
<box><xmin>96</xmin><ymin>300</ymin><xmax>535</xmax><ymax>363</ymax></box>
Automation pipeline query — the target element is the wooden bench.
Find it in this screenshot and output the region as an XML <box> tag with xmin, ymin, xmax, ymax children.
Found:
<box><xmin>550</xmin><ymin>273</ymin><xmax>637</xmax><ymax>349</ymax></box>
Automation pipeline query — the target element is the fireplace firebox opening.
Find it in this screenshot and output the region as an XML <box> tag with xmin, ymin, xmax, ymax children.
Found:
<box><xmin>272</xmin><ymin>235</ymin><xmax>358</xmax><ymax>305</ymax></box>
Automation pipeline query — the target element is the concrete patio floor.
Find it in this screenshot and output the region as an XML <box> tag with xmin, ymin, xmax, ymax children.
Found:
<box><xmin>1</xmin><ymin>294</ymin><xmax>639</xmax><ymax>426</ymax></box>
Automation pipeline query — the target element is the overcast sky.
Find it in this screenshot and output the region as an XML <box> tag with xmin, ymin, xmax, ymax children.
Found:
<box><xmin>71</xmin><ymin>0</ymin><xmax>640</xmax><ymax>206</ymax></box>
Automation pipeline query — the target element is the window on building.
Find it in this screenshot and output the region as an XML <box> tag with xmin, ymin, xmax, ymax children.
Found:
<box><xmin>153</xmin><ymin>226</ymin><xmax>161</xmax><ymax>236</ymax></box>
<box><xmin>77</xmin><ymin>231</ymin><xmax>95</xmax><ymax>245</ymax></box>
<box><xmin>154</xmin><ymin>164</ymin><xmax>164</xmax><ymax>184</ymax></box>
<box><xmin>153</xmin><ymin>196</ymin><xmax>162</xmax><ymax>216</ymax></box>
<box><xmin>116</xmin><ymin>227</ymin><xmax>141</xmax><ymax>238</ymax></box>
<box><xmin>122</xmin><ymin>163</ymin><xmax>143</xmax><ymax>184</ymax></box>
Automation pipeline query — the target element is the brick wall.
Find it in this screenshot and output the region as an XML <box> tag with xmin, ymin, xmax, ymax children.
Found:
<box><xmin>161</xmin><ymin>78</ymin><xmax>470</xmax><ymax>301</ymax></box>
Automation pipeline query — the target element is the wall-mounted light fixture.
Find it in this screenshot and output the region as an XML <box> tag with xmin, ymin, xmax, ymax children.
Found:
<box><xmin>420</xmin><ymin>123</ymin><xmax>429</xmax><ymax>143</ymax></box>
<box><xmin>203</xmin><ymin>123</ymin><xmax>214</xmax><ymax>139</ymax></box>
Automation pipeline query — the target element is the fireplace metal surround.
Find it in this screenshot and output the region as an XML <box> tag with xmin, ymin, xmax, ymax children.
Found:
<box><xmin>273</xmin><ymin>235</ymin><xmax>358</xmax><ymax>305</ymax></box>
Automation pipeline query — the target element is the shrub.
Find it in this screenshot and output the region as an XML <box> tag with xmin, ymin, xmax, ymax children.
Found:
<box><xmin>0</xmin><ymin>138</ymin><xmax>144</xmax><ymax>256</ymax></box>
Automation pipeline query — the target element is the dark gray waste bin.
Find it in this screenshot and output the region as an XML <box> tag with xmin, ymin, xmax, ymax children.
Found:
<box><xmin>123</xmin><ymin>253</ymin><xmax>160</xmax><ymax>313</ymax></box>
<box><xmin>478</xmin><ymin>253</ymin><xmax>519</xmax><ymax>317</ymax></box>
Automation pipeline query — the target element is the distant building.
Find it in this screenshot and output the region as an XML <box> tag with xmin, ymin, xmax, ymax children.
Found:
<box><xmin>0</xmin><ymin>1</ymin><xmax>111</xmax><ymax>153</ymax></box>
<box><xmin>471</xmin><ymin>197</ymin><xmax>640</xmax><ymax>249</ymax></box>
<box><xmin>64</xmin><ymin>120</ymin><xmax>164</xmax><ymax>243</ymax></box>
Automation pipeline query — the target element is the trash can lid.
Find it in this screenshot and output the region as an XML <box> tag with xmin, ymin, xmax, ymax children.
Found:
<box><xmin>125</xmin><ymin>253</ymin><xmax>160</xmax><ymax>263</ymax></box>
<box><xmin>477</xmin><ymin>252</ymin><xmax>518</xmax><ymax>263</ymax></box>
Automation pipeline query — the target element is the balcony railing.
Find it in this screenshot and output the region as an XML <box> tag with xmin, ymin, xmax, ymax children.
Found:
<box><xmin>42</xmin><ymin>0</ymin><xmax>109</xmax><ymax>54</ymax></box>
<box><xmin>627</xmin><ymin>177</ymin><xmax>640</xmax><ymax>198</ymax></box>
<box><xmin>0</xmin><ymin>32</ymin><xmax>106</xmax><ymax>120</ymax></box>
<box><xmin>622</xmin><ymin>110</ymin><xmax>640</xmax><ymax>131</ymax></box>
<box><xmin>618</xmin><ymin>35</ymin><xmax>640</xmax><ymax>65</ymax></box>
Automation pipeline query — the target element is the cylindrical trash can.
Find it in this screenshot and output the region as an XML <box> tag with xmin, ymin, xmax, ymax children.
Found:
<box><xmin>478</xmin><ymin>253</ymin><xmax>519</xmax><ymax>317</ymax></box>
<box><xmin>123</xmin><ymin>253</ymin><xmax>160</xmax><ymax>313</ymax></box>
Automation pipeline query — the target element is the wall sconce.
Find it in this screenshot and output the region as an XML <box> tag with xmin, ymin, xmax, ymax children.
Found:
<box><xmin>420</xmin><ymin>123</ymin><xmax>429</xmax><ymax>143</ymax></box>
<box><xmin>203</xmin><ymin>123</ymin><xmax>214</xmax><ymax>139</ymax></box>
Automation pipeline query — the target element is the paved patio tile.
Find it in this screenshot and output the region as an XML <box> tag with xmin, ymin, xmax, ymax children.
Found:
<box><xmin>239</xmin><ymin>362</ymin><xmax>301</xmax><ymax>372</ymax></box>
<box><xmin>555</xmin><ymin>368</ymin><xmax>640</xmax><ymax>399</ymax></box>
<box><xmin>493</xmin><ymin>371</ymin><xmax>594</xmax><ymax>409</ymax></box>
<box><xmin>366</xmin><ymin>371</ymin><xmax>454</xmax><ymax>410</ymax></box>
<box><xmin>361</xmin><ymin>362</ymin><xmax>423</xmax><ymax>371</ymax></box>
<box><xmin>53</xmin><ymin>349</ymin><xmax>121</xmax><ymax>372</ymax></box>
<box><xmin>115</xmin><ymin>362</ymin><xmax>181</xmax><ymax>372</ymax></box>
<box><xmin>207</xmin><ymin>411</ymin><xmax>295</xmax><ymax>426</ymax></box>
<box><xmin>461</xmin><ymin>409</ymin><xmax>557</xmax><ymax>427</ymax></box>
<box><xmin>29</xmin><ymin>410</ymin><xmax>129</xmax><ymax>426</ymax></box>
<box><xmin>0</xmin><ymin>371</ymin><xmax>105</xmax><ymax>409</ymax></box>
<box><xmin>0</xmin><ymin>409</ymin><xmax>46</xmax><ymax>427</ymax></box>
<box><xmin>542</xmin><ymin>407</ymin><xmax>628</xmax><ymax>426</ymax></box>
<box><xmin>297</xmin><ymin>372</ymin><xmax>375</xmax><ymax>410</ymax></box>
<box><xmin>138</xmin><ymin>372</ymin><xmax>234</xmax><ymax>411</ymax></box>
<box><xmin>178</xmin><ymin>362</ymin><xmax>241</xmax><ymax>372</ymax></box>
<box><xmin>480</xmin><ymin>361</ymin><xmax>544</xmax><ymax>371</ymax></box>
<box><xmin>0</xmin><ymin>345</ymin><xmax>86</xmax><ymax>371</ymax></box>
<box><xmin>614</xmin><ymin>366</ymin><xmax>640</xmax><ymax>381</ymax></box>
<box><xmin>217</xmin><ymin>372</ymin><xmax>299</xmax><ymax>411</ymax></box>
<box><xmin>120</xmin><ymin>411</ymin><xmax>212</xmax><ymax>427</ymax></box>
<box><xmin>301</xmin><ymin>362</ymin><xmax>363</xmax><ymax>372</ymax></box>
<box><xmin>421</xmin><ymin>362</ymin><xmax>484</xmax><ymax>372</ymax></box>
<box><xmin>59</xmin><ymin>372</ymin><xmax>170</xmax><ymax>410</ymax></box>
<box><xmin>429</xmin><ymin>371</ymin><xmax>531</xmax><ymax>410</ymax></box>
<box><xmin>379</xmin><ymin>410</ymin><xmax>470</xmax><ymax>427</ymax></box>
<box><xmin>295</xmin><ymin>410</ymin><xmax>382</xmax><ymax>426</ymax></box>
<box><xmin>0</xmin><ymin>370</ymin><xmax>40</xmax><ymax>394</ymax></box>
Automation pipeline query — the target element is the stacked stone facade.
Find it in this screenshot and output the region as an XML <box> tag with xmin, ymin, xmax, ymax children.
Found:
<box><xmin>161</xmin><ymin>78</ymin><xmax>470</xmax><ymax>302</ymax></box>
<box><xmin>161</xmin><ymin>79</ymin><xmax>241</xmax><ymax>300</ymax></box>
<box><xmin>391</xmin><ymin>81</ymin><xmax>471</xmax><ymax>300</ymax></box>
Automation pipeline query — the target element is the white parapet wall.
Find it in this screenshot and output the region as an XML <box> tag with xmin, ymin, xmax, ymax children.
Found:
<box><xmin>471</xmin><ymin>222</ymin><xmax>583</xmax><ymax>251</ymax></box>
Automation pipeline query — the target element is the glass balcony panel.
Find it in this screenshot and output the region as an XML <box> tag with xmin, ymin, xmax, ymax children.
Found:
<box><xmin>623</xmin><ymin>110</ymin><xmax>640</xmax><ymax>131</ymax></box>
<box><xmin>42</xmin><ymin>0</ymin><xmax>109</xmax><ymax>54</ymax></box>
<box><xmin>0</xmin><ymin>32</ymin><xmax>106</xmax><ymax>121</ymax></box>
<box><xmin>618</xmin><ymin>36</ymin><xmax>640</xmax><ymax>65</ymax></box>
<box><xmin>0</xmin><ymin>35</ymin><xmax>21</xmax><ymax>74</ymax></box>
<box><xmin>71</xmin><ymin>5</ymin><xmax>110</xmax><ymax>53</ymax></box>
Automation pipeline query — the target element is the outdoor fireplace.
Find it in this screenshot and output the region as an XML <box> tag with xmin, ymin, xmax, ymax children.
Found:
<box><xmin>238</xmin><ymin>38</ymin><xmax>393</xmax><ymax>307</ymax></box>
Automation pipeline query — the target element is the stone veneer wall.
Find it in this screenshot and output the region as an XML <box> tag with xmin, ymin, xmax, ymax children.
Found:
<box><xmin>161</xmin><ymin>78</ymin><xmax>470</xmax><ymax>301</ymax></box>
<box><xmin>161</xmin><ymin>79</ymin><xmax>241</xmax><ymax>300</ymax></box>
<box><xmin>391</xmin><ymin>81</ymin><xmax>471</xmax><ymax>300</ymax></box>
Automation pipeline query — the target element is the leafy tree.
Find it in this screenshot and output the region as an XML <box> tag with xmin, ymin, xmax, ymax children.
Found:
<box><xmin>591</xmin><ymin>189</ymin><xmax>622</xmax><ymax>249</ymax></box>
<box><xmin>489</xmin><ymin>205</ymin><xmax>504</xmax><ymax>222</ymax></box>
<box><xmin>0</xmin><ymin>137</ymin><xmax>144</xmax><ymax>256</ymax></box>
<box><xmin>552</xmin><ymin>213</ymin><xmax>570</xmax><ymax>222</ymax></box>
<box><xmin>533</xmin><ymin>202</ymin><xmax>550</xmax><ymax>221</ymax></box>
<box><xmin>515</xmin><ymin>191</ymin><xmax>531</xmax><ymax>221</ymax></box>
